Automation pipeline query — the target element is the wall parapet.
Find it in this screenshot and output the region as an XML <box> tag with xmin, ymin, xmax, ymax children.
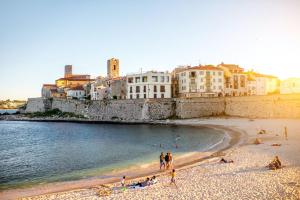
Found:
<box><xmin>25</xmin><ymin>94</ymin><xmax>300</xmax><ymax>120</ymax></box>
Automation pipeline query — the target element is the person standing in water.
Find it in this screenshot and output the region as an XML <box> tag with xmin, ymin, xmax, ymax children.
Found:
<box><xmin>159</xmin><ymin>152</ymin><xmax>165</xmax><ymax>170</ymax></box>
<box><xmin>284</xmin><ymin>126</ymin><xmax>288</xmax><ymax>140</ymax></box>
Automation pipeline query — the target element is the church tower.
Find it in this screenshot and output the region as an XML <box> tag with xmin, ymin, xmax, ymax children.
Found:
<box><xmin>107</xmin><ymin>58</ymin><xmax>120</xmax><ymax>78</ymax></box>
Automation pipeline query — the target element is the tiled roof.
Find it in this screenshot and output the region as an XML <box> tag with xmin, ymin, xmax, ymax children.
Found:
<box><xmin>189</xmin><ymin>65</ymin><xmax>223</xmax><ymax>71</ymax></box>
<box><xmin>56</xmin><ymin>78</ymin><xmax>95</xmax><ymax>81</ymax></box>
<box><xmin>43</xmin><ymin>84</ymin><xmax>57</xmax><ymax>87</ymax></box>
<box><xmin>68</xmin><ymin>86</ymin><xmax>85</xmax><ymax>90</ymax></box>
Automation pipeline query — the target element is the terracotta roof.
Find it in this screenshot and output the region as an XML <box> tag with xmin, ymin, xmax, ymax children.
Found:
<box><xmin>56</xmin><ymin>78</ymin><xmax>95</xmax><ymax>81</ymax></box>
<box><xmin>217</xmin><ymin>63</ymin><xmax>244</xmax><ymax>70</ymax></box>
<box><xmin>253</xmin><ymin>73</ymin><xmax>278</xmax><ymax>79</ymax></box>
<box><xmin>188</xmin><ymin>65</ymin><xmax>223</xmax><ymax>71</ymax></box>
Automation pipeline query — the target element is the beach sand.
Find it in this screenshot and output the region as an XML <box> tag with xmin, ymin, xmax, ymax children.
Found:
<box><xmin>1</xmin><ymin>118</ymin><xmax>300</xmax><ymax>200</ymax></box>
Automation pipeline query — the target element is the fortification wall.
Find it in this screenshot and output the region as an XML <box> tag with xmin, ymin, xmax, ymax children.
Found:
<box><xmin>24</xmin><ymin>94</ymin><xmax>300</xmax><ymax>120</ymax></box>
<box><xmin>175</xmin><ymin>98</ymin><xmax>225</xmax><ymax>119</ymax></box>
<box><xmin>225</xmin><ymin>94</ymin><xmax>300</xmax><ymax>118</ymax></box>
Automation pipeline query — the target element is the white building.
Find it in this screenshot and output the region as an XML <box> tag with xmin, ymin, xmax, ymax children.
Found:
<box><xmin>66</xmin><ymin>86</ymin><xmax>86</xmax><ymax>100</ymax></box>
<box><xmin>280</xmin><ymin>78</ymin><xmax>300</xmax><ymax>94</ymax></box>
<box><xmin>247</xmin><ymin>73</ymin><xmax>279</xmax><ymax>95</ymax></box>
<box><xmin>177</xmin><ymin>65</ymin><xmax>224</xmax><ymax>97</ymax></box>
<box><xmin>126</xmin><ymin>71</ymin><xmax>171</xmax><ymax>99</ymax></box>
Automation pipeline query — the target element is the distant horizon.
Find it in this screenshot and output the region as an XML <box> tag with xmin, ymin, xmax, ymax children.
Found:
<box><xmin>1</xmin><ymin>0</ymin><xmax>300</xmax><ymax>100</ymax></box>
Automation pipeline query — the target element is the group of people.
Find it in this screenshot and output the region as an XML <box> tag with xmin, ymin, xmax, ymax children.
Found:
<box><xmin>159</xmin><ymin>152</ymin><xmax>173</xmax><ymax>170</ymax></box>
<box><xmin>123</xmin><ymin>175</ymin><xmax>157</xmax><ymax>188</ymax></box>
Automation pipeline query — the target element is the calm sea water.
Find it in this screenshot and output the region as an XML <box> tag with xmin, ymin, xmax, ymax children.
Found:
<box><xmin>0</xmin><ymin>109</ymin><xmax>17</xmax><ymax>114</ymax></box>
<box><xmin>0</xmin><ymin>121</ymin><xmax>224</xmax><ymax>190</ymax></box>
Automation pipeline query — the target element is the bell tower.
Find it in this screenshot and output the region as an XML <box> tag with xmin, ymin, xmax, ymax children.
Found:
<box><xmin>107</xmin><ymin>58</ymin><xmax>119</xmax><ymax>78</ymax></box>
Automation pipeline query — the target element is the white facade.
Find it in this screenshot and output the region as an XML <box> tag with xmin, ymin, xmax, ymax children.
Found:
<box><xmin>177</xmin><ymin>66</ymin><xmax>224</xmax><ymax>97</ymax></box>
<box><xmin>247</xmin><ymin>74</ymin><xmax>279</xmax><ymax>95</ymax></box>
<box><xmin>126</xmin><ymin>71</ymin><xmax>171</xmax><ymax>99</ymax></box>
<box><xmin>67</xmin><ymin>89</ymin><xmax>85</xmax><ymax>99</ymax></box>
<box><xmin>280</xmin><ymin>78</ymin><xmax>300</xmax><ymax>94</ymax></box>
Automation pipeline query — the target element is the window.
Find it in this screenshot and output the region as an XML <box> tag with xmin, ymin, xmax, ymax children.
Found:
<box><xmin>152</xmin><ymin>76</ymin><xmax>158</xmax><ymax>82</ymax></box>
<box><xmin>213</xmin><ymin>78</ymin><xmax>215</xmax><ymax>82</ymax></box>
<box><xmin>218</xmin><ymin>78</ymin><xmax>222</xmax><ymax>82</ymax></box>
<box><xmin>130</xmin><ymin>94</ymin><xmax>132</xmax><ymax>99</ymax></box>
<box><xmin>219</xmin><ymin>86</ymin><xmax>222</xmax><ymax>90</ymax></box>
<box><xmin>143</xmin><ymin>86</ymin><xmax>146</xmax><ymax>92</ymax></box>
<box><xmin>136</xmin><ymin>94</ymin><xmax>139</xmax><ymax>99</ymax></box>
<box><xmin>166</xmin><ymin>76</ymin><xmax>169</xmax><ymax>82</ymax></box>
<box><xmin>201</xmin><ymin>78</ymin><xmax>203</xmax><ymax>82</ymax></box>
<box><xmin>113</xmin><ymin>65</ymin><xmax>116</xmax><ymax>70</ymax></box>
<box><xmin>144</xmin><ymin>94</ymin><xmax>146</xmax><ymax>98</ymax></box>
<box><xmin>136</xmin><ymin>86</ymin><xmax>140</xmax><ymax>93</ymax></box>
<box><xmin>130</xmin><ymin>86</ymin><xmax>132</xmax><ymax>93</ymax></box>
<box><xmin>154</xmin><ymin>94</ymin><xmax>157</xmax><ymax>98</ymax></box>
<box><xmin>154</xmin><ymin>85</ymin><xmax>157</xmax><ymax>92</ymax></box>
<box><xmin>142</xmin><ymin>76</ymin><xmax>147</xmax><ymax>82</ymax></box>
<box><xmin>190</xmin><ymin>71</ymin><xmax>196</xmax><ymax>78</ymax></box>
<box><xmin>161</xmin><ymin>94</ymin><xmax>164</xmax><ymax>98</ymax></box>
<box><xmin>135</xmin><ymin>77</ymin><xmax>140</xmax><ymax>83</ymax></box>
<box><xmin>218</xmin><ymin>71</ymin><xmax>222</xmax><ymax>76</ymax></box>
<box><xmin>160</xmin><ymin>76</ymin><xmax>165</xmax><ymax>82</ymax></box>
<box><xmin>200</xmin><ymin>71</ymin><xmax>204</xmax><ymax>75</ymax></box>
<box><xmin>128</xmin><ymin>77</ymin><xmax>133</xmax><ymax>83</ymax></box>
<box><xmin>213</xmin><ymin>72</ymin><xmax>215</xmax><ymax>75</ymax></box>
<box><xmin>160</xmin><ymin>85</ymin><xmax>165</xmax><ymax>92</ymax></box>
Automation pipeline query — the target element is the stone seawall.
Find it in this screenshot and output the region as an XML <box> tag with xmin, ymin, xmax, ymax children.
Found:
<box><xmin>25</xmin><ymin>94</ymin><xmax>300</xmax><ymax>120</ymax></box>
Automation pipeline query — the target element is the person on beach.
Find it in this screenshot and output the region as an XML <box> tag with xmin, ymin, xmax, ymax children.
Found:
<box><xmin>150</xmin><ymin>176</ymin><xmax>157</xmax><ymax>184</ymax></box>
<box><xmin>160</xmin><ymin>152</ymin><xmax>165</xmax><ymax>170</ymax></box>
<box><xmin>169</xmin><ymin>152</ymin><xmax>173</xmax><ymax>169</ymax></box>
<box><xmin>165</xmin><ymin>152</ymin><xmax>170</xmax><ymax>169</ymax></box>
<box><xmin>220</xmin><ymin>158</ymin><xmax>234</xmax><ymax>163</ymax></box>
<box><xmin>121</xmin><ymin>176</ymin><xmax>126</xmax><ymax>187</ymax></box>
<box><xmin>170</xmin><ymin>169</ymin><xmax>177</xmax><ymax>187</ymax></box>
<box><xmin>284</xmin><ymin>126</ymin><xmax>288</xmax><ymax>140</ymax></box>
<box><xmin>267</xmin><ymin>156</ymin><xmax>282</xmax><ymax>170</ymax></box>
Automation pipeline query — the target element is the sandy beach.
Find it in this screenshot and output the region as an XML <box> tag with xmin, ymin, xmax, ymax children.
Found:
<box><xmin>1</xmin><ymin>118</ymin><xmax>300</xmax><ymax>200</ymax></box>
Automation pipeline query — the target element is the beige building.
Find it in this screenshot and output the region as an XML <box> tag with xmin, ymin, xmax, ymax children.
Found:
<box><xmin>217</xmin><ymin>63</ymin><xmax>247</xmax><ymax>96</ymax></box>
<box><xmin>280</xmin><ymin>78</ymin><xmax>300</xmax><ymax>94</ymax></box>
<box><xmin>107</xmin><ymin>58</ymin><xmax>120</xmax><ymax>78</ymax></box>
<box><xmin>126</xmin><ymin>71</ymin><xmax>171</xmax><ymax>99</ymax></box>
<box><xmin>177</xmin><ymin>65</ymin><xmax>224</xmax><ymax>97</ymax></box>
<box><xmin>247</xmin><ymin>72</ymin><xmax>279</xmax><ymax>95</ymax></box>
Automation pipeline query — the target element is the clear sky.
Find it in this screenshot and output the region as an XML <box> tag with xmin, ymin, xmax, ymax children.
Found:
<box><xmin>0</xmin><ymin>0</ymin><xmax>300</xmax><ymax>100</ymax></box>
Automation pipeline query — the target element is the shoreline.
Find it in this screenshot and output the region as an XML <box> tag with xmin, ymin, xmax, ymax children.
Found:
<box><xmin>0</xmin><ymin>121</ymin><xmax>242</xmax><ymax>200</ymax></box>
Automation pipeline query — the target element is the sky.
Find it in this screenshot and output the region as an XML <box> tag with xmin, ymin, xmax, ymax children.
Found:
<box><xmin>0</xmin><ymin>0</ymin><xmax>300</xmax><ymax>100</ymax></box>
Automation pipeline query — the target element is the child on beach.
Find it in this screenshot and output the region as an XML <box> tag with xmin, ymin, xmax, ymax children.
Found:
<box><xmin>170</xmin><ymin>169</ymin><xmax>177</xmax><ymax>187</ymax></box>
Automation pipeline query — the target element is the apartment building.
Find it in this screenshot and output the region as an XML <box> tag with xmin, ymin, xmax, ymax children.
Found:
<box><xmin>126</xmin><ymin>71</ymin><xmax>171</xmax><ymax>99</ymax></box>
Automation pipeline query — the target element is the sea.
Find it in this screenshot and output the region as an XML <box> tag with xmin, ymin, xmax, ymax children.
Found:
<box><xmin>0</xmin><ymin>121</ymin><xmax>225</xmax><ymax>190</ymax></box>
<box><xmin>0</xmin><ymin>109</ymin><xmax>17</xmax><ymax>114</ymax></box>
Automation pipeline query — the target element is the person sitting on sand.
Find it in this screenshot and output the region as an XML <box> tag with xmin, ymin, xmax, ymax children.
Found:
<box><xmin>150</xmin><ymin>176</ymin><xmax>157</xmax><ymax>185</ymax></box>
<box><xmin>268</xmin><ymin>156</ymin><xmax>282</xmax><ymax>170</ymax></box>
<box><xmin>220</xmin><ymin>158</ymin><xmax>234</xmax><ymax>163</ymax></box>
